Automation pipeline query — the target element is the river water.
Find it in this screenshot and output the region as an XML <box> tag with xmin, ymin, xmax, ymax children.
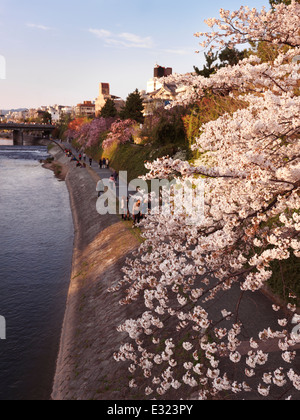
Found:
<box><xmin>0</xmin><ymin>142</ymin><xmax>74</xmax><ymax>400</ymax></box>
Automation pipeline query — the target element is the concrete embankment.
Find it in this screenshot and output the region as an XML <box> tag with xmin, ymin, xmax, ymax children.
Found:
<box><xmin>49</xmin><ymin>146</ymin><xmax>141</xmax><ymax>400</ymax></box>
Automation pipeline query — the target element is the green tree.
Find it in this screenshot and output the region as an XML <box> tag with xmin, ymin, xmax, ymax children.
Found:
<box><xmin>194</xmin><ymin>50</ymin><xmax>218</xmax><ymax>78</ymax></box>
<box><xmin>42</xmin><ymin>111</ymin><xmax>52</xmax><ymax>124</ymax></box>
<box><xmin>194</xmin><ymin>46</ymin><xmax>247</xmax><ymax>77</ymax></box>
<box><xmin>151</xmin><ymin>107</ymin><xmax>187</xmax><ymax>147</ymax></box>
<box><xmin>218</xmin><ymin>46</ymin><xmax>247</xmax><ymax>67</ymax></box>
<box><xmin>100</xmin><ymin>98</ymin><xmax>118</xmax><ymax>118</ymax></box>
<box><xmin>120</xmin><ymin>89</ymin><xmax>144</xmax><ymax>124</ymax></box>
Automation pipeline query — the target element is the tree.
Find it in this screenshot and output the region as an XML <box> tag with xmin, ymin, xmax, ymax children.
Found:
<box><xmin>194</xmin><ymin>1</ymin><xmax>300</xmax><ymax>49</ymax></box>
<box><xmin>194</xmin><ymin>49</ymin><xmax>218</xmax><ymax>77</ymax></box>
<box><xmin>67</xmin><ymin>117</ymin><xmax>114</xmax><ymax>148</ymax></box>
<box><xmin>102</xmin><ymin>119</ymin><xmax>136</xmax><ymax>150</ymax></box>
<box><xmin>151</xmin><ymin>107</ymin><xmax>187</xmax><ymax>146</ymax></box>
<box><xmin>194</xmin><ymin>46</ymin><xmax>247</xmax><ymax>78</ymax></box>
<box><xmin>41</xmin><ymin>111</ymin><xmax>52</xmax><ymax>124</ymax></box>
<box><xmin>269</xmin><ymin>0</ymin><xmax>292</xmax><ymax>6</ymax></box>
<box><xmin>100</xmin><ymin>98</ymin><xmax>118</xmax><ymax>118</ymax></box>
<box><xmin>120</xmin><ymin>89</ymin><xmax>144</xmax><ymax>124</ymax></box>
<box><xmin>218</xmin><ymin>45</ymin><xmax>246</xmax><ymax>66</ymax></box>
<box><xmin>110</xmin><ymin>1</ymin><xmax>300</xmax><ymax>400</ymax></box>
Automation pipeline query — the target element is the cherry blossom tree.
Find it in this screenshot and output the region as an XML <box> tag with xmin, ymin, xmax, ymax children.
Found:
<box><xmin>194</xmin><ymin>0</ymin><xmax>300</xmax><ymax>50</ymax></box>
<box><xmin>109</xmin><ymin>1</ymin><xmax>300</xmax><ymax>400</ymax></box>
<box><xmin>102</xmin><ymin>119</ymin><xmax>137</xmax><ymax>150</ymax></box>
<box><xmin>67</xmin><ymin>117</ymin><xmax>114</xmax><ymax>149</ymax></box>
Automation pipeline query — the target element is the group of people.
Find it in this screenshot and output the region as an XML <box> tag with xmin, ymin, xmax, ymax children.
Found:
<box><xmin>120</xmin><ymin>196</ymin><xmax>149</xmax><ymax>227</ymax></box>
<box><xmin>78</xmin><ymin>152</ymin><xmax>87</xmax><ymax>162</ymax></box>
<box><xmin>64</xmin><ymin>148</ymin><xmax>93</xmax><ymax>168</ymax></box>
<box><xmin>99</xmin><ymin>158</ymin><xmax>110</xmax><ymax>169</ymax></box>
<box><xmin>65</xmin><ymin>145</ymin><xmax>147</xmax><ymax>227</ymax></box>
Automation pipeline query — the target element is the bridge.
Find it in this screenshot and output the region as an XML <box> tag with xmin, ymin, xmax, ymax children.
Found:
<box><xmin>0</xmin><ymin>123</ymin><xmax>56</xmax><ymax>145</ymax></box>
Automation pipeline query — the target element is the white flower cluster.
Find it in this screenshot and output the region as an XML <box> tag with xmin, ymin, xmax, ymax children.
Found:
<box><xmin>109</xmin><ymin>1</ymin><xmax>300</xmax><ymax>401</ymax></box>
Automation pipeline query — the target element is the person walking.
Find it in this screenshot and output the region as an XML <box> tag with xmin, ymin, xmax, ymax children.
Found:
<box><xmin>113</xmin><ymin>170</ymin><xmax>118</xmax><ymax>182</ymax></box>
<box><xmin>106</xmin><ymin>158</ymin><xmax>109</xmax><ymax>170</ymax></box>
<box><xmin>132</xmin><ymin>199</ymin><xmax>141</xmax><ymax>227</ymax></box>
<box><xmin>89</xmin><ymin>157</ymin><xmax>92</xmax><ymax>167</ymax></box>
<box><xmin>109</xmin><ymin>175</ymin><xmax>115</xmax><ymax>190</ymax></box>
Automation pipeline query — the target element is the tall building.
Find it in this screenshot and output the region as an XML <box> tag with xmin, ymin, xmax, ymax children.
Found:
<box><xmin>147</xmin><ymin>65</ymin><xmax>173</xmax><ymax>94</ymax></box>
<box><xmin>154</xmin><ymin>65</ymin><xmax>173</xmax><ymax>78</ymax></box>
<box><xmin>95</xmin><ymin>83</ymin><xmax>111</xmax><ymax>116</ymax></box>
<box><xmin>95</xmin><ymin>83</ymin><xmax>125</xmax><ymax>117</ymax></box>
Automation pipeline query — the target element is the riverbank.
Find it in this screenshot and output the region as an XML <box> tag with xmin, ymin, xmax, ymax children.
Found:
<box><xmin>49</xmin><ymin>146</ymin><xmax>144</xmax><ymax>400</ymax></box>
<box><xmin>42</xmin><ymin>158</ymin><xmax>68</xmax><ymax>181</ymax></box>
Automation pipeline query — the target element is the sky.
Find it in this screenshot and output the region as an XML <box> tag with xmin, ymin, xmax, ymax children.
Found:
<box><xmin>0</xmin><ymin>0</ymin><xmax>270</xmax><ymax>110</ymax></box>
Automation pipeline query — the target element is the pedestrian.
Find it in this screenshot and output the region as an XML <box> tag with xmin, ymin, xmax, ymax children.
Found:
<box><xmin>106</xmin><ymin>158</ymin><xmax>109</xmax><ymax>169</ymax></box>
<box><xmin>132</xmin><ymin>200</ymin><xmax>141</xmax><ymax>227</ymax></box>
<box><xmin>83</xmin><ymin>153</ymin><xmax>86</xmax><ymax>162</ymax></box>
<box><xmin>99</xmin><ymin>159</ymin><xmax>102</xmax><ymax>169</ymax></box>
<box><xmin>102</xmin><ymin>158</ymin><xmax>106</xmax><ymax>169</ymax></box>
<box><xmin>79</xmin><ymin>153</ymin><xmax>82</xmax><ymax>161</ymax></box>
<box><xmin>109</xmin><ymin>175</ymin><xmax>115</xmax><ymax>190</ymax></box>
<box><xmin>113</xmin><ymin>170</ymin><xmax>118</xmax><ymax>182</ymax></box>
<box><xmin>126</xmin><ymin>197</ymin><xmax>130</xmax><ymax>221</ymax></box>
<box><xmin>89</xmin><ymin>157</ymin><xmax>92</xmax><ymax>167</ymax></box>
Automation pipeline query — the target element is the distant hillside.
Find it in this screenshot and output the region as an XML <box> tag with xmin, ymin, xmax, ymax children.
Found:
<box><xmin>1</xmin><ymin>108</ymin><xmax>28</xmax><ymax>115</ymax></box>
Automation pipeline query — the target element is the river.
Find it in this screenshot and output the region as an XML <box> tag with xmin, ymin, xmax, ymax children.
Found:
<box><xmin>0</xmin><ymin>142</ymin><xmax>74</xmax><ymax>400</ymax></box>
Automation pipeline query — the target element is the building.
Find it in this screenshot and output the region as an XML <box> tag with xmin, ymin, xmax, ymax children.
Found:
<box><xmin>143</xmin><ymin>65</ymin><xmax>179</xmax><ymax>116</ymax></box>
<box><xmin>95</xmin><ymin>83</ymin><xmax>125</xmax><ymax>116</ymax></box>
<box><xmin>95</xmin><ymin>83</ymin><xmax>110</xmax><ymax>116</ymax></box>
<box><xmin>142</xmin><ymin>84</ymin><xmax>178</xmax><ymax>116</ymax></box>
<box><xmin>61</xmin><ymin>106</ymin><xmax>75</xmax><ymax>116</ymax></box>
<box><xmin>154</xmin><ymin>65</ymin><xmax>172</xmax><ymax>78</ymax></box>
<box><xmin>75</xmin><ymin>101</ymin><xmax>96</xmax><ymax>118</ymax></box>
<box><xmin>48</xmin><ymin>106</ymin><xmax>60</xmax><ymax>123</ymax></box>
<box><xmin>146</xmin><ymin>65</ymin><xmax>173</xmax><ymax>94</ymax></box>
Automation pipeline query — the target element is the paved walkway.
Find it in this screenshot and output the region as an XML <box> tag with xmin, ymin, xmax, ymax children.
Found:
<box><xmin>61</xmin><ymin>141</ymin><xmax>121</xmax><ymax>199</ymax></box>
<box><xmin>50</xmin><ymin>146</ymin><xmax>143</xmax><ymax>401</ymax></box>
